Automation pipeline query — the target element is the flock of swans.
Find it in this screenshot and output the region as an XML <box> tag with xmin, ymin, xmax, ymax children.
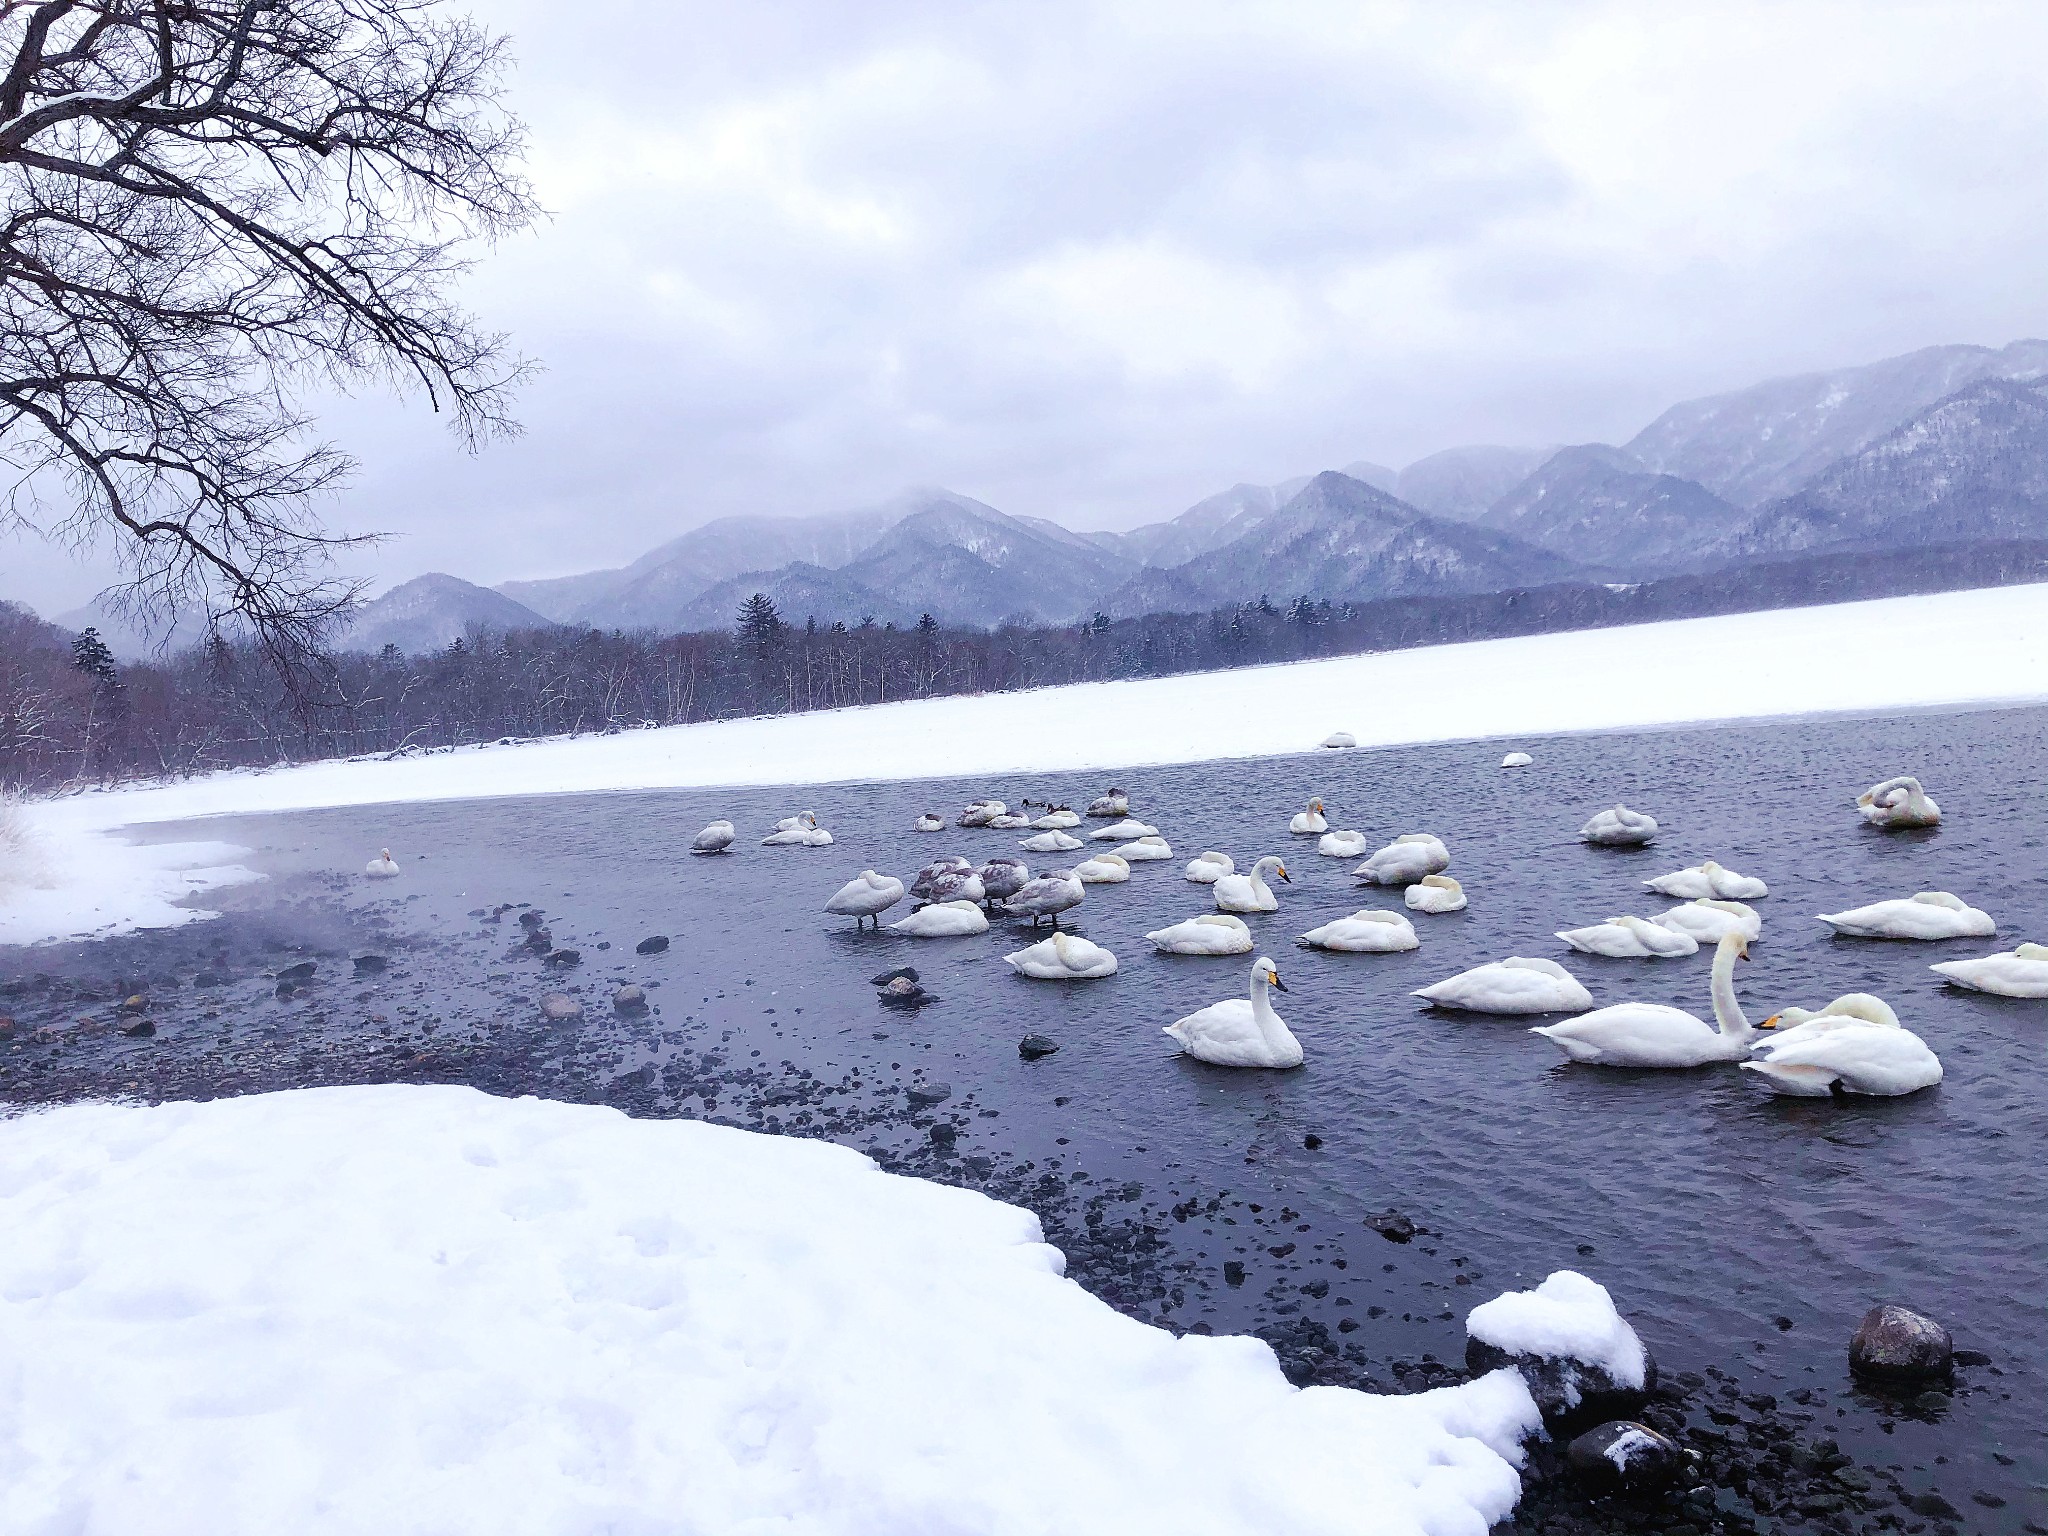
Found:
<box><xmin>514</xmin><ymin>763</ymin><xmax>2032</xmax><ymax>1085</ymax></box>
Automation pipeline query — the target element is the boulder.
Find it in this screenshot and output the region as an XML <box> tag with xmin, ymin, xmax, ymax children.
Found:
<box><xmin>1849</xmin><ymin>1305</ymin><xmax>1953</xmax><ymax>1382</ymax></box>
<box><xmin>635</xmin><ymin>935</ymin><xmax>670</xmax><ymax>955</ymax></box>
<box><xmin>1565</xmin><ymin>1421</ymin><xmax>1686</xmax><ymax>1491</ymax></box>
<box><xmin>1465</xmin><ymin>1271</ymin><xmax>1655</xmax><ymax>1426</ymax></box>
<box><xmin>538</xmin><ymin>993</ymin><xmax>583</xmax><ymax>1022</ymax></box>
<box><xmin>907</xmin><ymin>1082</ymin><xmax>952</xmax><ymax>1108</ymax></box>
<box><xmin>1018</xmin><ymin>1034</ymin><xmax>1060</xmax><ymax>1059</ymax></box>
<box><xmin>612</xmin><ymin>984</ymin><xmax>647</xmax><ymax>1012</ymax></box>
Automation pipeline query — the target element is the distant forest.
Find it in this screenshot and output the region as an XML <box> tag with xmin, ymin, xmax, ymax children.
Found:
<box><xmin>4</xmin><ymin>539</ymin><xmax>2045</xmax><ymax>794</ymax></box>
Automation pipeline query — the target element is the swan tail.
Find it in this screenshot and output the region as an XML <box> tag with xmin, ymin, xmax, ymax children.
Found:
<box><xmin>1529</xmin><ymin>1025</ymin><xmax>1600</xmax><ymax>1062</ymax></box>
<box><xmin>1739</xmin><ymin>1059</ymin><xmax>1837</xmax><ymax>1097</ymax></box>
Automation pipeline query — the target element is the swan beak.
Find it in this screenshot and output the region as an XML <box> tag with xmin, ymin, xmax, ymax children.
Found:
<box><xmin>1276</xmin><ymin>864</ymin><xmax>1291</xmax><ymax>882</ymax></box>
<box><xmin>1759</xmin><ymin>1012</ymin><xmax>1782</xmax><ymax>1029</ymax></box>
<box><xmin>1270</xmin><ymin>974</ymin><xmax>1290</xmax><ymax>992</ymax></box>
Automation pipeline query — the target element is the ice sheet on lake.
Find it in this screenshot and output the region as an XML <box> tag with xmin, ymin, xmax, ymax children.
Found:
<box><xmin>0</xmin><ymin>1085</ymin><xmax>1540</xmax><ymax>1535</ymax></box>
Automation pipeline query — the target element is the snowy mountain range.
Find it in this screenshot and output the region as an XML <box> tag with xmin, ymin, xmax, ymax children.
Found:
<box><xmin>26</xmin><ymin>337</ymin><xmax>2048</xmax><ymax>655</ymax></box>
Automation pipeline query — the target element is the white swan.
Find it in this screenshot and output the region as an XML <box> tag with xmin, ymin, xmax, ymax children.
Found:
<box><xmin>1857</xmin><ymin>775</ymin><xmax>1941</xmax><ymax>829</ymax></box>
<box><xmin>1030</xmin><ymin>809</ymin><xmax>1081</xmax><ymax>830</ymax></box>
<box><xmin>1164</xmin><ymin>956</ymin><xmax>1303</xmax><ymax>1068</ymax></box>
<box><xmin>1413</xmin><ymin>956</ymin><xmax>1592</xmax><ymax>1014</ymax></box>
<box><xmin>1185</xmin><ymin>851</ymin><xmax>1234</xmax><ymax>883</ymax></box>
<box><xmin>770</xmin><ymin>815</ymin><xmax>805</xmax><ymax>832</ymax></box>
<box><xmin>364</xmin><ymin>848</ymin><xmax>400</xmax><ymax>878</ymax></box>
<box><xmin>825</xmin><ymin>870</ymin><xmax>905</xmax><ymax>929</ymax></box>
<box><xmin>1557</xmin><ymin>914</ymin><xmax>1699</xmax><ymax>958</ymax></box>
<box><xmin>1146</xmin><ymin>913</ymin><xmax>1254</xmax><ymax>955</ymax></box>
<box><xmin>1317</xmin><ymin>829</ymin><xmax>1369</xmax><ymax>858</ymax></box>
<box><xmin>1321</xmin><ymin>731</ymin><xmax>1357</xmax><ymax>749</ymax></box>
<box><xmin>691</xmin><ymin>820</ymin><xmax>736</xmax><ymax>854</ymax></box>
<box><xmin>1074</xmin><ymin>851</ymin><xmax>1131</xmax><ymax>884</ymax></box>
<box><xmin>1085</xmin><ymin>789</ymin><xmax>1130</xmax><ymax>817</ymax></box>
<box><xmin>988</xmin><ymin>813</ymin><xmax>1033</xmax><ymax>829</ymax></box>
<box><xmin>1405</xmin><ymin>875</ymin><xmax>1467</xmax><ymax>914</ymax></box>
<box><xmin>1818</xmin><ymin>891</ymin><xmax>1995</xmax><ymax>940</ymax></box>
<box><xmin>1005</xmin><ymin>931</ymin><xmax>1118</xmax><ymax>980</ymax></box>
<box><xmin>1743</xmin><ymin>1017</ymin><xmax>1942</xmax><ymax>1097</ymax></box>
<box><xmin>1020</xmin><ymin>829</ymin><xmax>1084</xmax><ymax>853</ymax></box>
<box><xmin>888</xmin><ymin>899</ymin><xmax>988</xmax><ymax>937</ymax></box>
<box><xmin>1654</xmin><ymin>899</ymin><xmax>1761</xmax><ymax>944</ymax></box>
<box><xmin>1501</xmin><ymin>751</ymin><xmax>1533</xmax><ymax>768</ymax></box>
<box><xmin>1644</xmin><ymin>859</ymin><xmax>1768</xmax><ymax>900</ymax></box>
<box><xmin>1117</xmin><ymin>835</ymin><xmax>1173</xmax><ymax>862</ymax></box>
<box><xmin>1290</xmin><ymin>799</ymin><xmax>1329</xmax><ymax>836</ymax></box>
<box><xmin>1352</xmin><ymin>833</ymin><xmax>1450</xmax><ymax>886</ymax></box>
<box><xmin>914</xmin><ymin>813</ymin><xmax>945</xmax><ymax>832</ymax></box>
<box><xmin>1930</xmin><ymin>943</ymin><xmax>2048</xmax><ymax>998</ymax></box>
<box><xmin>1089</xmin><ymin>818</ymin><xmax>1159</xmax><ymax>841</ymax></box>
<box><xmin>1298</xmin><ymin>909</ymin><xmax>1418</xmax><ymax>953</ymax></box>
<box><xmin>762</xmin><ymin>812</ymin><xmax>833</xmax><ymax>847</ymax></box>
<box><xmin>1580</xmin><ymin>805</ymin><xmax>1658</xmax><ymax>846</ymax></box>
<box><xmin>1004</xmin><ymin>869</ymin><xmax>1085</xmax><ymax>928</ymax></box>
<box><xmin>1530</xmin><ymin>933</ymin><xmax>1754</xmax><ymax>1066</ymax></box>
<box><xmin>1215</xmin><ymin>855</ymin><xmax>1289</xmax><ymax>913</ymax></box>
<box><xmin>957</xmin><ymin>800</ymin><xmax>1006</xmax><ymax>828</ymax></box>
<box><xmin>1756</xmin><ymin>993</ymin><xmax>1902</xmax><ymax>1044</ymax></box>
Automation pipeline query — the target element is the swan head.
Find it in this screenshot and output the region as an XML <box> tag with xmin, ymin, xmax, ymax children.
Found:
<box><xmin>1254</xmin><ymin>956</ymin><xmax>1288</xmax><ymax>992</ymax></box>
<box><xmin>2018</xmin><ymin>942</ymin><xmax>2048</xmax><ymax>961</ymax></box>
<box><xmin>1309</xmin><ymin>798</ymin><xmax>1323</xmax><ymax>813</ymax></box>
<box><xmin>1252</xmin><ymin>856</ymin><xmax>1290</xmax><ymax>882</ymax></box>
<box><xmin>378</xmin><ymin>848</ymin><xmax>392</xmax><ymax>861</ymax></box>
<box><xmin>1719</xmin><ymin>932</ymin><xmax>1751</xmax><ymax>962</ymax></box>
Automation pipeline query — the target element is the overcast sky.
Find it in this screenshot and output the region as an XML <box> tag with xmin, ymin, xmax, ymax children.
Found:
<box><xmin>10</xmin><ymin>0</ymin><xmax>2048</xmax><ymax>613</ymax></box>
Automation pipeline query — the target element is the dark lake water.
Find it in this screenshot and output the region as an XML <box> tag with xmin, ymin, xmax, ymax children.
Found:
<box><xmin>7</xmin><ymin>703</ymin><xmax>2046</xmax><ymax>1528</ymax></box>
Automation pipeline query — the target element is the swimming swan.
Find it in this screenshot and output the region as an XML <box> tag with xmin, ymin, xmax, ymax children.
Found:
<box><xmin>1298</xmin><ymin>909</ymin><xmax>1419</xmax><ymax>952</ymax></box>
<box><xmin>1557</xmin><ymin>914</ymin><xmax>1699</xmax><ymax>958</ymax></box>
<box><xmin>364</xmin><ymin>849</ymin><xmax>400</xmax><ymax>878</ymax></box>
<box><xmin>911</xmin><ymin>858</ymin><xmax>984</xmax><ymax>906</ymax></box>
<box><xmin>1020</xmin><ymin>830</ymin><xmax>1084</xmax><ymax>852</ymax></box>
<box><xmin>889</xmin><ymin>899</ymin><xmax>989</xmax><ymax>937</ymax></box>
<box><xmin>1530</xmin><ymin>933</ymin><xmax>1755</xmax><ymax>1067</ymax></box>
<box><xmin>988</xmin><ymin>813</ymin><xmax>1033</xmax><ymax>829</ymax></box>
<box><xmin>1163</xmin><ymin>956</ymin><xmax>1303</xmax><ymax>1069</ymax></box>
<box><xmin>957</xmin><ymin>800</ymin><xmax>1006</xmax><ymax>828</ymax></box>
<box><xmin>1644</xmin><ymin>859</ymin><xmax>1768</xmax><ymax>900</ymax></box>
<box><xmin>1290</xmin><ymin>799</ymin><xmax>1329</xmax><ymax>836</ymax></box>
<box><xmin>1501</xmin><ymin>751</ymin><xmax>1533</xmax><ymax>768</ymax></box>
<box><xmin>1215</xmin><ymin>856</ymin><xmax>1289</xmax><ymax>913</ymax></box>
<box><xmin>1006</xmin><ymin>931</ymin><xmax>1118</xmax><ymax>979</ymax></box>
<box><xmin>1075</xmin><ymin>851</ymin><xmax>1131</xmax><ymax>884</ymax></box>
<box><xmin>1654</xmin><ymin>899</ymin><xmax>1761</xmax><ymax>944</ymax></box>
<box><xmin>1317</xmin><ymin>829</ymin><xmax>1370</xmax><ymax>858</ymax></box>
<box><xmin>1580</xmin><ymin>805</ymin><xmax>1659</xmax><ymax>846</ymax></box>
<box><xmin>1089</xmin><ymin>818</ymin><xmax>1159</xmax><ymax>841</ymax></box>
<box><xmin>1930</xmin><ymin>942</ymin><xmax>2048</xmax><ymax>998</ymax></box>
<box><xmin>825</xmin><ymin>870</ymin><xmax>906</xmax><ymax>928</ymax></box>
<box><xmin>1185</xmin><ymin>851</ymin><xmax>1234</xmax><ymax>883</ymax></box>
<box><xmin>691</xmin><ymin>821</ymin><xmax>736</xmax><ymax>854</ymax></box>
<box><xmin>1742</xmin><ymin>1017</ymin><xmax>1942</xmax><ymax>1097</ymax></box>
<box><xmin>762</xmin><ymin>812</ymin><xmax>833</xmax><ymax>846</ymax></box>
<box><xmin>1818</xmin><ymin>891</ymin><xmax>1995</xmax><ymax>940</ymax></box>
<box><xmin>1146</xmin><ymin>913</ymin><xmax>1254</xmax><ymax>955</ymax></box>
<box><xmin>1029</xmin><ymin>809</ymin><xmax>1081</xmax><ymax>830</ymax></box>
<box><xmin>1754</xmin><ymin>993</ymin><xmax>1902</xmax><ymax>1044</ymax></box>
<box><xmin>1085</xmin><ymin>789</ymin><xmax>1130</xmax><ymax>818</ymax></box>
<box><xmin>1352</xmin><ymin>834</ymin><xmax>1451</xmax><ymax>886</ymax></box>
<box><xmin>1857</xmin><ymin>776</ymin><xmax>1941</xmax><ymax>829</ymax></box>
<box><xmin>1321</xmin><ymin>732</ymin><xmax>1357</xmax><ymax>750</ymax></box>
<box><xmin>1004</xmin><ymin>869</ymin><xmax>1085</xmax><ymax>927</ymax></box>
<box><xmin>914</xmin><ymin>813</ymin><xmax>945</xmax><ymax>832</ymax></box>
<box><xmin>1405</xmin><ymin>875</ymin><xmax>1467</xmax><ymax>914</ymax></box>
<box><xmin>1413</xmin><ymin>956</ymin><xmax>1592</xmax><ymax>1014</ymax></box>
<box><xmin>1117</xmin><ymin>835</ymin><xmax>1174</xmax><ymax>862</ymax></box>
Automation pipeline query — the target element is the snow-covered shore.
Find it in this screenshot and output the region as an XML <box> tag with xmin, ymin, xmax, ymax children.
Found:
<box><xmin>5</xmin><ymin>582</ymin><xmax>2046</xmax><ymax>946</ymax></box>
<box><xmin>0</xmin><ymin>1085</ymin><xmax>1542</xmax><ymax>1535</ymax></box>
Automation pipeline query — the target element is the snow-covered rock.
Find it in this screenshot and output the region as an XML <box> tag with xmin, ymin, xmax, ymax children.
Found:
<box><xmin>1464</xmin><ymin>1271</ymin><xmax>1654</xmax><ymax>1424</ymax></box>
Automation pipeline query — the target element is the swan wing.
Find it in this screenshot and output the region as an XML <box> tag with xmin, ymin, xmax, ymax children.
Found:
<box><xmin>1531</xmin><ymin>1005</ymin><xmax>1718</xmax><ymax>1067</ymax></box>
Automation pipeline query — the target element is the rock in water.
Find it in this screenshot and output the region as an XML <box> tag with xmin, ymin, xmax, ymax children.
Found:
<box><xmin>352</xmin><ymin>954</ymin><xmax>389</xmax><ymax>975</ymax></box>
<box><xmin>276</xmin><ymin>961</ymin><xmax>317</xmax><ymax>984</ymax></box>
<box><xmin>1018</xmin><ymin>1034</ymin><xmax>1060</xmax><ymax>1059</ymax></box>
<box><xmin>635</xmin><ymin>935</ymin><xmax>669</xmax><ymax>955</ymax></box>
<box><xmin>612</xmin><ymin>984</ymin><xmax>647</xmax><ymax>1012</ymax></box>
<box><xmin>538</xmin><ymin>994</ymin><xmax>583</xmax><ymax>1022</ymax></box>
<box><xmin>907</xmin><ymin>1083</ymin><xmax>952</xmax><ymax>1108</ymax></box>
<box><xmin>1565</xmin><ymin>1421</ymin><xmax>1685</xmax><ymax>1491</ymax></box>
<box><xmin>1849</xmin><ymin>1304</ymin><xmax>1953</xmax><ymax>1382</ymax></box>
<box><xmin>542</xmin><ymin>949</ymin><xmax>581</xmax><ymax>969</ymax></box>
<box><xmin>1368</xmin><ymin>1210</ymin><xmax>1415</xmax><ymax>1242</ymax></box>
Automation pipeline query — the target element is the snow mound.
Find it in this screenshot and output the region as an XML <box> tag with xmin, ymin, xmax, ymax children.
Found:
<box><xmin>1465</xmin><ymin>1270</ymin><xmax>1647</xmax><ymax>1389</ymax></box>
<box><xmin>0</xmin><ymin>1086</ymin><xmax>1541</xmax><ymax>1535</ymax></box>
<box><xmin>0</xmin><ymin>827</ymin><xmax>258</xmax><ymax>946</ymax></box>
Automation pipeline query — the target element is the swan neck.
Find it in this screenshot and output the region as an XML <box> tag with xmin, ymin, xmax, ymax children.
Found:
<box><xmin>1710</xmin><ymin>940</ymin><xmax>1751</xmax><ymax>1039</ymax></box>
<box><xmin>1250</xmin><ymin>975</ymin><xmax>1281</xmax><ymax>1039</ymax></box>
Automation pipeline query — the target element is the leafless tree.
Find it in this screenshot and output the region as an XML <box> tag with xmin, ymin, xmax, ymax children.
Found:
<box><xmin>0</xmin><ymin>0</ymin><xmax>536</xmax><ymax>669</ymax></box>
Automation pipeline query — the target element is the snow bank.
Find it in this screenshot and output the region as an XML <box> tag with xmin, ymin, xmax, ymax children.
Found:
<box><xmin>1465</xmin><ymin>1271</ymin><xmax>1647</xmax><ymax>1390</ymax></box>
<box><xmin>6</xmin><ymin>582</ymin><xmax>2046</xmax><ymax>945</ymax></box>
<box><xmin>0</xmin><ymin>1086</ymin><xmax>1540</xmax><ymax>1535</ymax></box>
<box><xmin>0</xmin><ymin>828</ymin><xmax>259</xmax><ymax>947</ymax></box>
